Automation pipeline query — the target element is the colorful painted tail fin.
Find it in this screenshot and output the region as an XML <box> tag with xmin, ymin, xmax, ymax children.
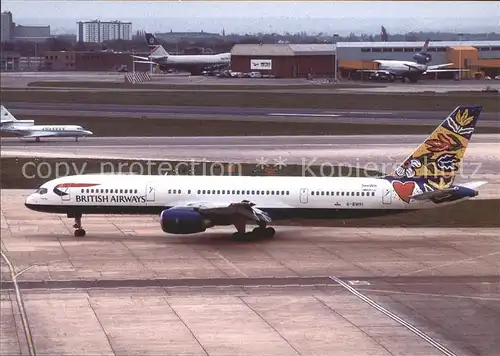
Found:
<box><xmin>388</xmin><ymin>106</ymin><xmax>482</xmax><ymax>188</ymax></box>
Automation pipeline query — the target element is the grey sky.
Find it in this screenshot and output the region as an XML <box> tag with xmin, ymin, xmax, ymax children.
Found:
<box><xmin>2</xmin><ymin>1</ymin><xmax>499</xmax><ymax>34</ymax></box>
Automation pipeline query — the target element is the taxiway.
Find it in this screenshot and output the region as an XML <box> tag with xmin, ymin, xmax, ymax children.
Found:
<box><xmin>4</xmin><ymin>103</ymin><xmax>500</xmax><ymax>123</ymax></box>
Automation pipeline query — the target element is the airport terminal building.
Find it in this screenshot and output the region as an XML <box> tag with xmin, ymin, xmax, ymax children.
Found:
<box><xmin>231</xmin><ymin>41</ymin><xmax>500</xmax><ymax>79</ymax></box>
<box><xmin>337</xmin><ymin>40</ymin><xmax>500</xmax><ymax>79</ymax></box>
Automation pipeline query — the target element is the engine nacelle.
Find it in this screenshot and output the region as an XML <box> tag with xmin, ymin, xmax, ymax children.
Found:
<box><xmin>413</xmin><ymin>52</ymin><xmax>432</xmax><ymax>64</ymax></box>
<box><xmin>160</xmin><ymin>207</ymin><xmax>213</xmax><ymax>234</ymax></box>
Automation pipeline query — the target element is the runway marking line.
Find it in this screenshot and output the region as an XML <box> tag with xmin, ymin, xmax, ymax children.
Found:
<box><xmin>1</xmin><ymin>250</ymin><xmax>37</xmax><ymax>356</ymax></box>
<box><xmin>214</xmin><ymin>251</ymin><xmax>249</xmax><ymax>278</ymax></box>
<box><xmin>356</xmin><ymin>288</ymin><xmax>500</xmax><ymax>302</ymax></box>
<box><xmin>400</xmin><ymin>251</ymin><xmax>500</xmax><ymax>276</ymax></box>
<box><xmin>329</xmin><ymin>275</ymin><xmax>457</xmax><ymax>356</ymax></box>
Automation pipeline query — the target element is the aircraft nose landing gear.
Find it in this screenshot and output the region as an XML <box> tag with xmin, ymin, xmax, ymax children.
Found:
<box><xmin>72</xmin><ymin>214</ymin><xmax>86</xmax><ymax>237</ymax></box>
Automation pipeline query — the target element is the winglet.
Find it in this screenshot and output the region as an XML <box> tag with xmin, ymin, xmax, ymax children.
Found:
<box><xmin>388</xmin><ymin>106</ymin><xmax>482</xmax><ymax>188</ymax></box>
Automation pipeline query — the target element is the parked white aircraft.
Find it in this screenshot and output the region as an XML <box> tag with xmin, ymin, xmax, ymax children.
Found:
<box><xmin>360</xmin><ymin>39</ymin><xmax>467</xmax><ymax>82</ymax></box>
<box><xmin>25</xmin><ymin>105</ymin><xmax>485</xmax><ymax>238</ymax></box>
<box><xmin>132</xmin><ymin>33</ymin><xmax>231</xmax><ymax>75</ymax></box>
<box><xmin>0</xmin><ymin>106</ymin><xmax>93</xmax><ymax>142</ymax></box>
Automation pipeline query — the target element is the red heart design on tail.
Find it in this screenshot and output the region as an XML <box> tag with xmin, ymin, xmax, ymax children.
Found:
<box><xmin>392</xmin><ymin>181</ymin><xmax>416</xmax><ymax>203</ymax></box>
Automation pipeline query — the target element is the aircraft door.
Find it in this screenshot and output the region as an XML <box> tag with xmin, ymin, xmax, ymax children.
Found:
<box><xmin>382</xmin><ymin>188</ymin><xmax>392</xmax><ymax>204</ymax></box>
<box><xmin>146</xmin><ymin>183</ymin><xmax>155</xmax><ymax>202</ymax></box>
<box><xmin>60</xmin><ymin>186</ymin><xmax>71</xmax><ymax>202</ymax></box>
<box><xmin>299</xmin><ymin>188</ymin><xmax>309</xmax><ymax>204</ymax></box>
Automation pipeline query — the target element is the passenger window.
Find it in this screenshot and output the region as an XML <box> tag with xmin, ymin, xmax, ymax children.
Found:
<box><xmin>341</xmin><ymin>192</ymin><xmax>345</xmax><ymax>196</ymax></box>
<box><xmin>168</xmin><ymin>189</ymin><xmax>171</xmax><ymax>194</ymax></box>
<box><xmin>105</xmin><ymin>189</ymin><xmax>108</xmax><ymax>193</ymax></box>
<box><xmin>251</xmin><ymin>190</ymin><xmax>255</xmax><ymax>194</ymax></box>
<box><xmin>256</xmin><ymin>191</ymin><xmax>260</xmax><ymax>195</ymax></box>
<box><xmin>212</xmin><ymin>190</ymin><xmax>216</xmax><ymax>194</ymax></box>
<box><xmin>81</xmin><ymin>189</ymin><xmax>84</xmax><ymax>193</ymax></box>
<box><xmin>119</xmin><ymin>189</ymin><xmax>123</xmax><ymax>193</ymax></box>
<box><xmin>356</xmin><ymin>192</ymin><xmax>360</xmax><ymax>196</ymax></box>
<box><xmin>124</xmin><ymin>189</ymin><xmax>128</xmax><ymax>193</ymax></box>
<box><xmin>321</xmin><ymin>191</ymin><xmax>324</xmax><ymax>196</ymax></box>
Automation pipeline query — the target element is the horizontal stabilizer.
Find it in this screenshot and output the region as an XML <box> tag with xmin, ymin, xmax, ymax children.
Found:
<box><xmin>133</xmin><ymin>60</ymin><xmax>157</xmax><ymax>64</ymax></box>
<box><xmin>131</xmin><ymin>55</ymin><xmax>150</xmax><ymax>61</ymax></box>
<box><xmin>458</xmin><ymin>181</ymin><xmax>488</xmax><ymax>190</ymax></box>
<box><xmin>410</xmin><ymin>187</ymin><xmax>459</xmax><ymax>201</ymax></box>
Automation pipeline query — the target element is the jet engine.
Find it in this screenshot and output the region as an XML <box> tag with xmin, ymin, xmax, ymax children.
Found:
<box><xmin>160</xmin><ymin>207</ymin><xmax>213</xmax><ymax>234</ymax></box>
<box><xmin>413</xmin><ymin>52</ymin><xmax>432</xmax><ymax>64</ymax></box>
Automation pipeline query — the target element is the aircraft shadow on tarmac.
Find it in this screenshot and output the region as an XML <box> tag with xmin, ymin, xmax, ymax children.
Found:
<box><xmin>45</xmin><ymin>230</ymin><xmax>445</xmax><ymax>248</ymax></box>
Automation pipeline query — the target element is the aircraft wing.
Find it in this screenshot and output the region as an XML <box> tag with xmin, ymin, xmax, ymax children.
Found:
<box><xmin>427</xmin><ymin>63</ymin><xmax>454</xmax><ymax>70</ymax></box>
<box><xmin>22</xmin><ymin>131</ymin><xmax>58</xmax><ymax>138</ymax></box>
<box><xmin>172</xmin><ymin>200</ymin><xmax>272</xmax><ymax>224</ymax></box>
<box><xmin>357</xmin><ymin>69</ymin><xmax>397</xmax><ymax>75</ymax></box>
<box><xmin>425</xmin><ymin>68</ymin><xmax>470</xmax><ymax>73</ymax></box>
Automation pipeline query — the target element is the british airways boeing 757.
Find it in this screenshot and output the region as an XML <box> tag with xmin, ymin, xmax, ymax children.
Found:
<box><xmin>25</xmin><ymin>106</ymin><xmax>486</xmax><ymax>239</ymax></box>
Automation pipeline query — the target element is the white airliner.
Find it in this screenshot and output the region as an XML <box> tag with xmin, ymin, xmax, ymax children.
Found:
<box><xmin>1</xmin><ymin>106</ymin><xmax>93</xmax><ymax>142</ymax></box>
<box><xmin>132</xmin><ymin>33</ymin><xmax>231</xmax><ymax>75</ymax></box>
<box><xmin>360</xmin><ymin>39</ymin><xmax>467</xmax><ymax>83</ymax></box>
<box><xmin>25</xmin><ymin>105</ymin><xmax>486</xmax><ymax>239</ymax></box>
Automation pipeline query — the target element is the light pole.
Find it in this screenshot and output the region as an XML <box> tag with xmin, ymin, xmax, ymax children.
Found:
<box><xmin>132</xmin><ymin>50</ymin><xmax>136</xmax><ymax>84</ymax></box>
<box><xmin>458</xmin><ymin>33</ymin><xmax>463</xmax><ymax>81</ymax></box>
<box><xmin>333</xmin><ymin>33</ymin><xmax>339</xmax><ymax>82</ymax></box>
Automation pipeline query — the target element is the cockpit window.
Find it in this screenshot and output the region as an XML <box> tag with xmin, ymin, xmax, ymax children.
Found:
<box><xmin>36</xmin><ymin>188</ymin><xmax>48</xmax><ymax>195</ymax></box>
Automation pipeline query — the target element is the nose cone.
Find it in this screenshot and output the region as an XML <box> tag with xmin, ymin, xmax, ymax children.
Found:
<box><xmin>25</xmin><ymin>194</ymin><xmax>37</xmax><ymax>210</ymax></box>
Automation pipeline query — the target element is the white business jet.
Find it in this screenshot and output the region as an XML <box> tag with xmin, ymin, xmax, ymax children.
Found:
<box><xmin>25</xmin><ymin>105</ymin><xmax>486</xmax><ymax>238</ymax></box>
<box><xmin>1</xmin><ymin>106</ymin><xmax>93</xmax><ymax>142</ymax></box>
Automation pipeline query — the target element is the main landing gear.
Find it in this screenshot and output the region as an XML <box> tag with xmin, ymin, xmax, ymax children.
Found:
<box><xmin>232</xmin><ymin>220</ymin><xmax>275</xmax><ymax>242</ymax></box>
<box><xmin>72</xmin><ymin>213</ymin><xmax>86</xmax><ymax>237</ymax></box>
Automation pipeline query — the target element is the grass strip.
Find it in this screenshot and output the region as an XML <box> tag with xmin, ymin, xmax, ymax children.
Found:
<box><xmin>2</xmin><ymin>115</ymin><xmax>497</xmax><ymax>137</ymax></box>
<box><xmin>2</xmin><ymin>90</ymin><xmax>499</xmax><ymax>112</ymax></box>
